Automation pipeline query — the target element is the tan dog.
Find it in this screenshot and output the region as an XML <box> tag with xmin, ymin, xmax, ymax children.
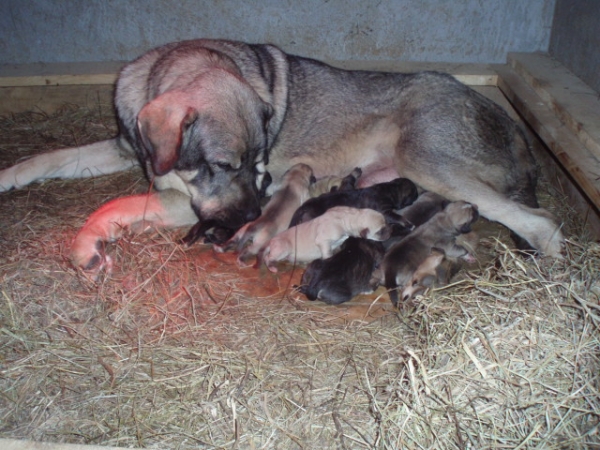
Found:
<box><xmin>379</xmin><ymin>201</ymin><xmax>479</xmax><ymax>306</ymax></box>
<box><xmin>219</xmin><ymin>163</ymin><xmax>315</xmax><ymax>265</ymax></box>
<box><xmin>262</xmin><ymin>206</ymin><xmax>390</xmax><ymax>272</ymax></box>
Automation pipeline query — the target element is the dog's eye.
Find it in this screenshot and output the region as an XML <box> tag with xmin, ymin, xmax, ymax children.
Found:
<box><xmin>215</xmin><ymin>162</ymin><xmax>233</xmax><ymax>171</ymax></box>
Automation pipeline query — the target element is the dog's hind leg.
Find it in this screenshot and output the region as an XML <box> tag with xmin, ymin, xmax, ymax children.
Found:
<box><xmin>0</xmin><ymin>138</ymin><xmax>137</xmax><ymax>191</ymax></box>
<box><xmin>70</xmin><ymin>189</ymin><xmax>197</xmax><ymax>274</ymax></box>
<box><xmin>453</xmin><ymin>185</ymin><xmax>563</xmax><ymax>258</ymax></box>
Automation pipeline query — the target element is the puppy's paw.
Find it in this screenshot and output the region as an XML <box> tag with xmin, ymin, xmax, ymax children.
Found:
<box><xmin>236</xmin><ymin>250</ymin><xmax>257</xmax><ymax>268</ymax></box>
<box><xmin>461</xmin><ymin>253</ymin><xmax>478</xmax><ymax>264</ymax></box>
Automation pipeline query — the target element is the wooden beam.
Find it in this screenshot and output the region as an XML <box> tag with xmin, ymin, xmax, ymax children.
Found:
<box><xmin>508</xmin><ymin>52</ymin><xmax>600</xmax><ymax>160</ymax></box>
<box><xmin>0</xmin><ymin>85</ymin><xmax>114</xmax><ymax>116</ymax></box>
<box><xmin>325</xmin><ymin>60</ymin><xmax>499</xmax><ymax>85</ymax></box>
<box><xmin>496</xmin><ymin>66</ymin><xmax>600</xmax><ymax>211</ymax></box>
<box><xmin>0</xmin><ymin>62</ymin><xmax>125</xmax><ymax>87</ymax></box>
<box><xmin>0</xmin><ymin>60</ymin><xmax>498</xmax><ymax>88</ymax></box>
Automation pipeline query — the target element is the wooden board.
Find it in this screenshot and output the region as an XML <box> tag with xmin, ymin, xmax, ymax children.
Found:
<box><xmin>508</xmin><ymin>52</ymin><xmax>600</xmax><ymax>160</ymax></box>
<box><xmin>325</xmin><ymin>59</ymin><xmax>499</xmax><ymax>85</ymax></box>
<box><xmin>0</xmin><ymin>84</ymin><xmax>114</xmax><ymax>116</ymax></box>
<box><xmin>0</xmin><ymin>60</ymin><xmax>498</xmax><ymax>88</ymax></box>
<box><xmin>496</xmin><ymin>66</ymin><xmax>600</xmax><ymax>211</ymax></box>
<box><xmin>0</xmin><ymin>61</ymin><xmax>124</xmax><ymax>87</ymax></box>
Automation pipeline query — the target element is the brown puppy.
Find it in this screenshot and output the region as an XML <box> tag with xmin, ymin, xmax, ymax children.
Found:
<box><xmin>219</xmin><ymin>163</ymin><xmax>315</xmax><ymax>265</ymax></box>
<box><xmin>398</xmin><ymin>248</ymin><xmax>446</xmax><ymax>301</ymax></box>
<box><xmin>383</xmin><ymin>191</ymin><xmax>450</xmax><ymax>249</ymax></box>
<box><xmin>379</xmin><ymin>201</ymin><xmax>479</xmax><ymax>306</ymax></box>
<box><xmin>262</xmin><ymin>206</ymin><xmax>390</xmax><ymax>272</ymax></box>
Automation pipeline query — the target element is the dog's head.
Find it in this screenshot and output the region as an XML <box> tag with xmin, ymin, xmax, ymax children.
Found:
<box><xmin>443</xmin><ymin>201</ymin><xmax>480</xmax><ymax>234</ymax></box>
<box><xmin>136</xmin><ymin>70</ymin><xmax>274</xmax><ymax>229</ymax></box>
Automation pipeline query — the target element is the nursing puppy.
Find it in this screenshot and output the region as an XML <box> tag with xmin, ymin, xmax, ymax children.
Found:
<box><xmin>262</xmin><ymin>206</ymin><xmax>390</xmax><ymax>272</ymax></box>
<box><xmin>308</xmin><ymin>167</ymin><xmax>362</xmax><ymax>198</ymax></box>
<box><xmin>398</xmin><ymin>248</ymin><xmax>446</xmax><ymax>301</ymax></box>
<box><xmin>297</xmin><ymin>237</ymin><xmax>385</xmax><ymax>305</ymax></box>
<box><xmin>383</xmin><ymin>191</ymin><xmax>450</xmax><ymax>249</ymax></box>
<box><xmin>289</xmin><ymin>177</ymin><xmax>418</xmax><ymax>228</ymax></box>
<box><xmin>380</xmin><ymin>201</ymin><xmax>479</xmax><ymax>306</ymax></box>
<box><xmin>218</xmin><ymin>163</ymin><xmax>315</xmax><ymax>265</ymax></box>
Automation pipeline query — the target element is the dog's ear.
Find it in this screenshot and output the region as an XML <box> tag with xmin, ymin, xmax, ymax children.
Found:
<box><xmin>137</xmin><ymin>100</ymin><xmax>198</xmax><ymax>176</ymax></box>
<box><xmin>263</xmin><ymin>102</ymin><xmax>274</xmax><ymax>127</ymax></box>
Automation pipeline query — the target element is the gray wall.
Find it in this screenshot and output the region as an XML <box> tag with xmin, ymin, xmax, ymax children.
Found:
<box><xmin>1</xmin><ymin>0</ymin><xmax>555</xmax><ymax>65</ymax></box>
<box><xmin>549</xmin><ymin>0</ymin><xmax>600</xmax><ymax>93</ymax></box>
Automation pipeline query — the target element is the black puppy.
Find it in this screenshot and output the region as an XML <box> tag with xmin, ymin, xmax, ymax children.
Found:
<box><xmin>297</xmin><ymin>237</ymin><xmax>385</xmax><ymax>305</ymax></box>
<box><xmin>289</xmin><ymin>177</ymin><xmax>418</xmax><ymax>229</ymax></box>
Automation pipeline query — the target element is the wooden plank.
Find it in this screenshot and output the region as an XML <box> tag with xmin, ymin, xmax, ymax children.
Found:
<box><xmin>496</xmin><ymin>65</ymin><xmax>600</xmax><ymax>210</ymax></box>
<box><xmin>508</xmin><ymin>52</ymin><xmax>600</xmax><ymax>160</ymax></box>
<box><xmin>0</xmin><ymin>60</ymin><xmax>498</xmax><ymax>88</ymax></box>
<box><xmin>474</xmin><ymin>86</ymin><xmax>600</xmax><ymax>237</ymax></box>
<box><xmin>0</xmin><ymin>85</ymin><xmax>114</xmax><ymax>116</ymax></box>
<box><xmin>0</xmin><ymin>62</ymin><xmax>125</xmax><ymax>87</ymax></box>
<box><xmin>326</xmin><ymin>60</ymin><xmax>499</xmax><ymax>85</ymax></box>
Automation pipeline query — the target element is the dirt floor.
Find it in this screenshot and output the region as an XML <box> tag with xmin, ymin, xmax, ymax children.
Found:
<box><xmin>0</xmin><ymin>104</ymin><xmax>599</xmax><ymax>449</ymax></box>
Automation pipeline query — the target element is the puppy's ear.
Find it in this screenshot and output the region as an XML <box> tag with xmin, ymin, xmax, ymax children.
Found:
<box><xmin>137</xmin><ymin>99</ymin><xmax>198</xmax><ymax>176</ymax></box>
<box><xmin>360</xmin><ymin>228</ymin><xmax>369</xmax><ymax>239</ymax></box>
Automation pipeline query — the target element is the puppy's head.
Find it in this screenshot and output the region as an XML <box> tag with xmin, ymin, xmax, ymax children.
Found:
<box><xmin>400</xmin><ymin>249</ymin><xmax>445</xmax><ymax>301</ymax></box>
<box><xmin>389</xmin><ymin>178</ymin><xmax>419</xmax><ymax>208</ymax></box>
<box><xmin>443</xmin><ymin>201</ymin><xmax>479</xmax><ymax>234</ymax></box>
<box><xmin>137</xmin><ymin>70</ymin><xmax>274</xmax><ymax>229</ymax></box>
<box><xmin>282</xmin><ymin>163</ymin><xmax>315</xmax><ymax>187</ymax></box>
<box><xmin>361</xmin><ymin>223</ymin><xmax>391</xmax><ymax>241</ymax></box>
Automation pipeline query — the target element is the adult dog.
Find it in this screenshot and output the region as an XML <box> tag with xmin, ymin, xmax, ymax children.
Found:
<box><xmin>0</xmin><ymin>39</ymin><xmax>564</xmax><ymax>272</ymax></box>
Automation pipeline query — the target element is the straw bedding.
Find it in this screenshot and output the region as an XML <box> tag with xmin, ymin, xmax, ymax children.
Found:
<box><xmin>0</xmin><ymin>103</ymin><xmax>598</xmax><ymax>449</ymax></box>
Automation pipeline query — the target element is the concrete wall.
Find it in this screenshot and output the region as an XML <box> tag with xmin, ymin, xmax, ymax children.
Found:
<box><xmin>549</xmin><ymin>0</ymin><xmax>600</xmax><ymax>93</ymax></box>
<box><xmin>0</xmin><ymin>0</ymin><xmax>555</xmax><ymax>65</ymax></box>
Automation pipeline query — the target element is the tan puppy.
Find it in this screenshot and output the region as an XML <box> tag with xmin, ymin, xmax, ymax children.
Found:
<box><xmin>380</xmin><ymin>201</ymin><xmax>479</xmax><ymax>306</ymax></box>
<box><xmin>219</xmin><ymin>163</ymin><xmax>315</xmax><ymax>265</ymax></box>
<box><xmin>262</xmin><ymin>206</ymin><xmax>390</xmax><ymax>272</ymax></box>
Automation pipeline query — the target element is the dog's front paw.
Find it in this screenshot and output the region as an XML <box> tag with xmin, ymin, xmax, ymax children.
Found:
<box><xmin>70</xmin><ymin>233</ymin><xmax>112</xmax><ymax>276</ymax></box>
<box><xmin>0</xmin><ymin>166</ymin><xmax>20</xmax><ymax>191</ymax></box>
